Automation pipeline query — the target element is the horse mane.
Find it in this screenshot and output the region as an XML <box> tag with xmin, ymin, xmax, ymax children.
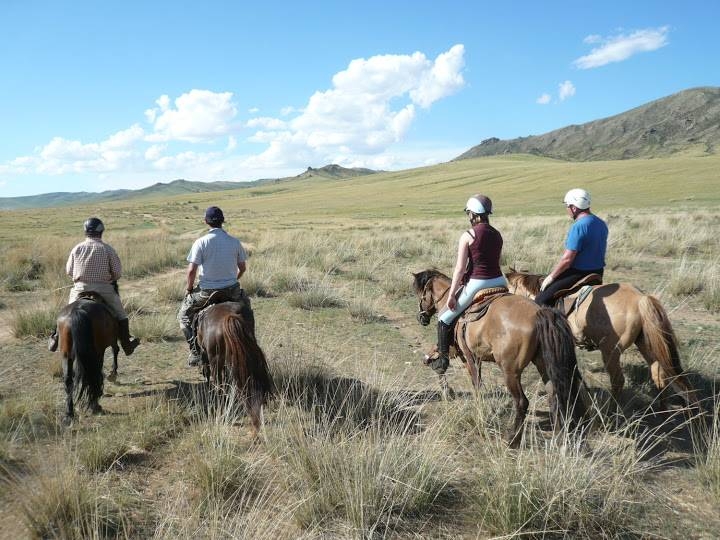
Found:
<box><xmin>412</xmin><ymin>269</ymin><xmax>449</xmax><ymax>294</ymax></box>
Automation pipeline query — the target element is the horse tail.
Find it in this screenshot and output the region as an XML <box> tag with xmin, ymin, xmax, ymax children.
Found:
<box><xmin>535</xmin><ymin>307</ymin><xmax>586</xmax><ymax>430</ymax></box>
<box><xmin>69</xmin><ymin>306</ymin><xmax>104</xmax><ymax>406</ymax></box>
<box><xmin>637</xmin><ymin>295</ymin><xmax>698</xmax><ymax>407</ymax></box>
<box><xmin>220</xmin><ymin>313</ymin><xmax>274</xmax><ymax>429</ymax></box>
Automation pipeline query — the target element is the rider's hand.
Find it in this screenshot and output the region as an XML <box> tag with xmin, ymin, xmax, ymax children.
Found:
<box><xmin>540</xmin><ymin>275</ymin><xmax>554</xmax><ymax>292</ymax></box>
<box><xmin>447</xmin><ymin>296</ymin><xmax>457</xmax><ymax>311</ymax></box>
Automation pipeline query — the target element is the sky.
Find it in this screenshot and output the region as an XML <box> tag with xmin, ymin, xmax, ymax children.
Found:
<box><xmin>1</xmin><ymin>0</ymin><xmax>718</xmax><ymax>198</ymax></box>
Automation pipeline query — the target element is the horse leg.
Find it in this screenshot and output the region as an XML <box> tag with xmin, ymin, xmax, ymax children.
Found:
<box><xmin>62</xmin><ymin>354</ymin><xmax>75</xmax><ymax>425</ymax></box>
<box><xmin>504</xmin><ymin>369</ymin><xmax>529</xmax><ymax>448</ymax></box>
<box><xmin>107</xmin><ymin>344</ymin><xmax>119</xmax><ymax>383</ymax></box>
<box><xmin>635</xmin><ymin>339</ymin><xmax>700</xmax><ymax>413</ymax></box>
<box><xmin>464</xmin><ymin>358</ymin><xmax>482</xmax><ymax>392</ymax></box>
<box><xmin>438</xmin><ymin>374</ymin><xmax>456</xmax><ymax>401</ymax></box>
<box><xmin>600</xmin><ymin>345</ymin><xmax>625</xmax><ymax>402</ymax></box>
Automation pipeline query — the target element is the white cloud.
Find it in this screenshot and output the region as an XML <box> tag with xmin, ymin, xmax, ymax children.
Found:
<box><xmin>573</xmin><ymin>26</ymin><xmax>669</xmax><ymax>69</ymax></box>
<box><xmin>248</xmin><ymin>107</ymin><xmax>259</xmax><ymax>114</ymax></box>
<box><xmin>558</xmin><ymin>80</ymin><xmax>576</xmax><ymax>101</ymax></box>
<box><xmin>245</xmin><ymin>117</ymin><xmax>287</xmax><ymax>129</ymax></box>
<box><xmin>248</xmin><ymin>44</ymin><xmax>466</xmax><ymax>169</ymax></box>
<box><xmin>1</xmin><ymin>46</ymin><xmax>467</xmax><ymax>193</ymax></box>
<box><xmin>536</xmin><ymin>93</ymin><xmax>551</xmax><ymax>105</ymax></box>
<box><xmin>145</xmin><ymin>89</ymin><xmax>238</xmax><ymax>142</ymax></box>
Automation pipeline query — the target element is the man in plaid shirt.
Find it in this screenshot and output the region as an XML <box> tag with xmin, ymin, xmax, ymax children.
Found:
<box><xmin>48</xmin><ymin>217</ymin><xmax>140</xmax><ymax>356</ymax></box>
<box><xmin>178</xmin><ymin>206</ymin><xmax>253</xmax><ymax>366</ymax></box>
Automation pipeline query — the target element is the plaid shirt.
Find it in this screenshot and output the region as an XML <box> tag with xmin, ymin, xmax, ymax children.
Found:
<box><xmin>66</xmin><ymin>237</ymin><xmax>122</xmax><ymax>284</ymax></box>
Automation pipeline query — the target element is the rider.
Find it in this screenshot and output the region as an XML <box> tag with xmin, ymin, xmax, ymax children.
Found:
<box><xmin>178</xmin><ymin>206</ymin><xmax>254</xmax><ymax>366</ymax></box>
<box><xmin>48</xmin><ymin>217</ymin><xmax>140</xmax><ymax>356</ymax></box>
<box><xmin>432</xmin><ymin>195</ymin><xmax>508</xmax><ymax>374</ymax></box>
<box><xmin>535</xmin><ymin>188</ymin><xmax>608</xmax><ymax>306</ymax></box>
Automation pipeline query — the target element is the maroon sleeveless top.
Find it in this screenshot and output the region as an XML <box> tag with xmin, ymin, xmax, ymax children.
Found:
<box><xmin>464</xmin><ymin>223</ymin><xmax>503</xmax><ymax>282</ymax></box>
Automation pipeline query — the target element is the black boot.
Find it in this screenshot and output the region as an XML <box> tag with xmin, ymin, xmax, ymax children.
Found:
<box><xmin>118</xmin><ymin>319</ymin><xmax>140</xmax><ymax>356</ymax></box>
<box><xmin>432</xmin><ymin>321</ymin><xmax>453</xmax><ymax>374</ymax></box>
<box><xmin>48</xmin><ymin>328</ymin><xmax>58</xmax><ymax>352</ymax></box>
<box><xmin>182</xmin><ymin>326</ymin><xmax>202</xmax><ymax>367</ymax></box>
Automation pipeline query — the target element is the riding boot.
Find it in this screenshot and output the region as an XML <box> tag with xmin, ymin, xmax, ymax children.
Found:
<box><xmin>118</xmin><ymin>318</ymin><xmax>140</xmax><ymax>356</ymax></box>
<box><xmin>432</xmin><ymin>320</ymin><xmax>453</xmax><ymax>374</ymax></box>
<box><xmin>48</xmin><ymin>328</ymin><xmax>58</xmax><ymax>352</ymax></box>
<box><xmin>182</xmin><ymin>326</ymin><xmax>202</xmax><ymax>367</ymax></box>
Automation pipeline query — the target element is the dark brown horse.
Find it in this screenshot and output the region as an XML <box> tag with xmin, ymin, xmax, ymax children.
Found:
<box><xmin>195</xmin><ymin>302</ymin><xmax>274</xmax><ymax>435</ymax></box>
<box><xmin>413</xmin><ymin>269</ymin><xmax>586</xmax><ymax>445</ymax></box>
<box><xmin>56</xmin><ymin>298</ymin><xmax>119</xmax><ymax>424</ymax></box>
<box><xmin>505</xmin><ymin>269</ymin><xmax>700</xmax><ymax>410</ymax></box>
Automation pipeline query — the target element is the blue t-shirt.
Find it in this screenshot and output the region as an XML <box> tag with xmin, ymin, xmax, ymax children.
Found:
<box><xmin>565</xmin><ymin>214</ymin><xmax>608</xmax><ymax>271</ymax></box>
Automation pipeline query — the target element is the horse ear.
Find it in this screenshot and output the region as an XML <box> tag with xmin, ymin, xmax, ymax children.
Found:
<box><xmin>508</xmin><ymin>266</ymin><xmax>516</xmax><ymax>273</ymax></box>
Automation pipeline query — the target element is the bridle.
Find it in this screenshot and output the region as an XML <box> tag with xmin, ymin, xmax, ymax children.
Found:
<box><xmin>417</xmin><ymin>278</ymin><xmax>449</xmax><ymax>324</ymax></box>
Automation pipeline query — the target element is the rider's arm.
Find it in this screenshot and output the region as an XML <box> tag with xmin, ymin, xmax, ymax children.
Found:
<box><xmin>237</xmin><ymin>261</ymin><xmax>246</xmax><ymax>280</ymax></box>
<box><xmin>448</xmin><ymin>232</ymin><xmax>472</xmax><ymax>303</ymax></box>
<box><xmin>186</xmin><ymin>262</ymin><xmax>198</xmax><ymax>293</ymax></box>
<box><xmin>544</xmin><ymin>249</ymin><xmax>577</xmax><ymax>288</ymax></box>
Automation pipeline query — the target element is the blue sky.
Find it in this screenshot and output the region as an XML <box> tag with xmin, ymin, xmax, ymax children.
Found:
<box><xmin>1</xmin><ymin>0</ymin><xmax>718</xmax><ymax>197</ymax></box>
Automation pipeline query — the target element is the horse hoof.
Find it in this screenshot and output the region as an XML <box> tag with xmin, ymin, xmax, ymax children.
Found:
<box><xmin>90</xmin><ymin>405</ymin><xmax>104</xmax><ymax>415</ymax></box>
<box><xmin>107</xmin><ymin>373</ymin><xmax>117</xmax><ymax>383</ymax></box>
<box><xmin>62</xmin><ymin>416</ymin><xmax>74</xmax><ymax>427</ymax></box>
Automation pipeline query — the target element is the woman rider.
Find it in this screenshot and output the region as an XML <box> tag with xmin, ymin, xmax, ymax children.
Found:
<box><xmin>432</xmin><ymin>194</ymin><xmax>508</xmax><ymax>374</ymax></box>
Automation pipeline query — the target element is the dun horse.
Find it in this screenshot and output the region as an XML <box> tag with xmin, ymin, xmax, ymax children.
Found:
<box><xmin>413</xmin><ymin>269</ymin><xmax>586</xmax><ymax>445</ymax></box>
<box><xmin>195</xmin><ymin>302</ymin><xmax>274</xmax><ymax>434</ymax></box>
<box><xmin>56</xmin><ymin>297</ymin><xmax>119</xmax><ymax>424</ymax></box>
<box><xmin>505</xmin><ymin>268</ymin><xmax>700</xmax><ymax>410</ymax></box>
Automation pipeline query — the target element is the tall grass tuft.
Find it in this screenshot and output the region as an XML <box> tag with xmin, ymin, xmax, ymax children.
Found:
<box><xmin>695</xmin><ymin>399</ymin><xmax>720</xmax><ymax>502</ymax></box>
<box><xmin>10</xmin><ymin>304</ymin><xmax>59</xmax><ymax>338</ymax></box>
<box><xmin>9</xmin><ymin>461</ymin><xmax>134</xmax><ymax>539</ymax></box>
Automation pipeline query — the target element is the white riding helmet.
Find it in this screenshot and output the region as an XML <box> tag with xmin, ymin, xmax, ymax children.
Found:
<box><xmin>465</xmin><ymin>194</ymin><xmax>493</xmax><ymax>215</ymax></box>
<box><xmin>563</xmin><ymin>188</ymin><xmax>591</xmax><ymax>210</ymax></box>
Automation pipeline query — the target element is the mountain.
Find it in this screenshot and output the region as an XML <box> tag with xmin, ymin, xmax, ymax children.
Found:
<box><xmin>0</xmin><ymin>165</ymin><xmax>379</xmax><ymax>210</ymax></box>
<box><xmin>455</xmin><ymin>87</ymin><xmax>720</xmax><ymax>162</ymax></box>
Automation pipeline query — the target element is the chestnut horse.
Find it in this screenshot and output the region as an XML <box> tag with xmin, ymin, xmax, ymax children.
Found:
<box><xmin>413</xmin><ymin>269</ymin><xmax>586</xmax><ymax>445</ymax></box>
<box><xmin>195</xmin><ymin>302</ymin><xmax>274</xmax><ymax>434</ymax></box>
<box><xmin>56</xmin><ymin>298</ymin><xmax>119</xmax><ymax>424</ymax></box>
<box><xmin>505</xmin><ymin>268</ymin><xmax>699</xmax><ymax>410</ymax></box>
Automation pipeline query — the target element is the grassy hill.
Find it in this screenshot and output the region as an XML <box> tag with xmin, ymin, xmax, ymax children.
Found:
<box><xmin>0</xmin><ymin>165</ymin><xmax>379</xmax><ymax>210</ymax></box>
<box><xmin>455</xmin><ymin>87</ymin><xmax>720</xmax><ymax>161</ymax></box>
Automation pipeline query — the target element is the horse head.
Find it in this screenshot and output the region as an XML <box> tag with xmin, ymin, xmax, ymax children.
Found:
<box><xmin>412</xmin><ymin>269</ymin><xmax>449</xmax><ymax>326</ymax></box>
<box><xmin>504</xmin><ymin>267</ymin><xmax>542</xmax><ymax>296</ymax></box>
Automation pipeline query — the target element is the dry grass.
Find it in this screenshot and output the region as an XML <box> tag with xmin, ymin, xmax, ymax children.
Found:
<box><xmin>0</xmin><ymin>193</ymin><xmax>719</xmax><ymax>538</ymax></box>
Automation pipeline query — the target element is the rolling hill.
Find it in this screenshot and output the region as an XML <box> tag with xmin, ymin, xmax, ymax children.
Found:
<box><xmin>0</xmin><ymin>165</ymin><xmax>379</xmax><ymax>210</ymax></box>
<box><xmin>455</xmin><ymin>87</ymin><xmax>720</xmax><ymax>162</ymax></box>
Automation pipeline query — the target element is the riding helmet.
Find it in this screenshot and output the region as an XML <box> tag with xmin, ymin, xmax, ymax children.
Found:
<box><xmin>83</xmin><ymin>217</ymin><xmax>105</xmax><ymax>235</ymax></box>
<box><xmin>465</xmin><ymin>194</ymin><xmax>493</xmax><ymax>215</ymax></box>
<box><xmin>563</xmin><ymin>188</ymin><xmax>591</xmax><ymax>210</ymax></box>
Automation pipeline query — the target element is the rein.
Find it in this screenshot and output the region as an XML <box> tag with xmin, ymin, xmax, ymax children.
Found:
<box><xmin>418</xmin><ymin>279</ymin><xmax>450</xmax><ymax>317</ymax></box>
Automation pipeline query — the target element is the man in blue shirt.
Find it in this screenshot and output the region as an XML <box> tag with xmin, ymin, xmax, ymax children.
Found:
<box><xmin>535</xmin><ymin>188</ymin><xmax>608</xmax><ymax>306</ymax></box>
<box><xmin>177</xmin><ymin>206</ymin><xmax>254</xmax><ymax>366</ymax></box>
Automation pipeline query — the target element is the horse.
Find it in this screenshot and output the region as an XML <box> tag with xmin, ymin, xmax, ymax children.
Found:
<box><xmin>195</xmin><ymin>301</ymin><xmax>274</xmax><ymax>435</ymax></box>
<box><xmin>56</xmin><ymin>297</ymin><xmax>119</xmax><ymax>424</ymax></box>
<box><xmin>504</xmin><ymin>268</ymin><xmax>700</xmax><ymax>411</ymax></box>
<box><xmin>412</xmin><ymin>269</ymin><xmax>586</xmax><ymax>446</ymax></box>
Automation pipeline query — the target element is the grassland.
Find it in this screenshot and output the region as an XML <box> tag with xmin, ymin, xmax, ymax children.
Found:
<box><xmin>0</xmin><ymin>154</ymin><xmax>718</xmax><ymax>538</ymax></box>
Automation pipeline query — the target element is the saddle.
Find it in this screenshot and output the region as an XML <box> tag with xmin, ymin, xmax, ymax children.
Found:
<box><xmin>450</xmin><ymin>287</ymin><xmax>511</xmax><ymax>364</ymax></box>
<box><xmin>77</xmin><ymin>291</ymin><xmax>109</xmax><ymax>305</ymax></box>
<box><xmin>552</xmin><ymin>273</ymin><xmax>602</xmax><ymax>316</ymax></box>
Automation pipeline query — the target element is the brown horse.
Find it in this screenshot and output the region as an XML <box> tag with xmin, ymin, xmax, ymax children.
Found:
<box><xmin>195</xmin><ymin>302</ymin><xmax>274</xmax><ymax>434</ymax></box>
<box><xmin>413</xmin><ymin>269</ymin><xmax>586</xmax><ymax>445</ymax></box>
<box><xmin>505</xmin><ymin>268</ymin><xmax>700</xmax><ymax>410</ymax></box>
<box><xmin>56</xmin><ymin>298</ymin><xmax>119</xmax><ymax>424</ymax></box>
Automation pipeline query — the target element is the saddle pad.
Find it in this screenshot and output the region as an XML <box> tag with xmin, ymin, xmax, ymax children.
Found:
<box><xmin>556</xmin><ymin>285</ymin><xmax>594</xmax><ymax>317</ymax></box>
<box><xmin>466</xmin><ymin>286</ymin><xmax>509</xmax><ymax>312</ymax></box>
<box><xmin>552</xmin><ymin>273</ymin><xmax>602</xmax><ymax>300</ymax></box>
<box><xmin>463</xmin><ymin>292</ymin><xmax>511</xmax><ymax>320</ymax></box>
